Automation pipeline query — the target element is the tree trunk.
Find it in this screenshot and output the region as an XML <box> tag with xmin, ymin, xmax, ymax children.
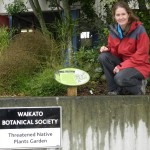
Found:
<box><xmin>29</xmin><ymin>0</ymin><xmax>48</xmax><ymax>35</ymax></box>
<box><xmin>62</xmin><ymin>0</ymin><xmax>73</xmax><ymax>66</ymax></box>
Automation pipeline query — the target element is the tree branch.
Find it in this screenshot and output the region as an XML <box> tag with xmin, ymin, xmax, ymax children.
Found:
<box><xmin>29</xmin><ymin>0</ymin><xmax>38</xmax><ymax>18</ymax></box>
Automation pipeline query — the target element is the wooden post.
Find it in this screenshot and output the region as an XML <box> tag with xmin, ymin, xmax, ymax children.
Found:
<box><xmin>67</xmin><ymin>86</ymin><xmax>77</xmax><ymax>96</ymax></box>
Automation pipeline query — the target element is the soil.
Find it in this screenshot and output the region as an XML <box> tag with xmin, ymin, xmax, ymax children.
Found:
<box><xmin>77</xmin><ymin>81</ymin><xmax>150</xmax><ymax>96</ymax></box>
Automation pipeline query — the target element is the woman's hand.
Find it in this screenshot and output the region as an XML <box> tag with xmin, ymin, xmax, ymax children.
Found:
<box><xmin>100</xmin><ymin>46</ymin><xmax>109</xmax><ymax>52</ymax></box>
<box><xmin>113</xmin><ymin>66</ymin><xmax>120</xmax><ymax>74</ymax></box>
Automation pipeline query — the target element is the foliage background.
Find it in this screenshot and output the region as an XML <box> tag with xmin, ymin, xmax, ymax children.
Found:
<box><xmin>0</xmin><ymin>0</ymin><xmax>149</xmax><ymax>96</ymax></box>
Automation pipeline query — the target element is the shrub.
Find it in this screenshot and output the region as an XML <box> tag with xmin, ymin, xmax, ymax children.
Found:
<box><xmin>0</xmin><ymin>31</ymin><xmax>62</xmax><ymax>95</ymax></box>
<box><xmin>74</xmin><ymin>47</ymin><xmax>101</xmax><ymax>81</ymax></box>
<box><xmin>9</xmin><ymin>31</ymin><xmax>62</xmax><ymax>67</ymax></box>
<box><xmin>25</xmin><ymin>69</ymin><xmax>67</xmax><ymax>96</ymax></box>
<box><xmin>0</xmin><ymin>26</ymin><xmax>10</xmax><ymax>54</ymax></box>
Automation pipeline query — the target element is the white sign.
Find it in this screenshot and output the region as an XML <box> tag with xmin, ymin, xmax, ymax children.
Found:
<box><xmin>55</xmin><ymin>68</ymin><xmax>90</xmax><ymax>86</ymax></box>
<box><xmin>0</xmin><ymin>107</ymin><xmax>62</xmax><ymax>149</ymax></box>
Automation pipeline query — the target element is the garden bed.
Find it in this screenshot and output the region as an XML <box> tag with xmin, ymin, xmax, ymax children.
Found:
<box><xmin>77</xmin><ymin>81</ymin><xmax>150</xmax><ymax>96</ymax></box>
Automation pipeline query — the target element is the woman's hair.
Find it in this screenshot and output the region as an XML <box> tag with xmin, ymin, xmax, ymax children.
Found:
<box><xmin>112</xmin><ymin>1</ymin><xmax>139</xmax><ymax>23</ymax></box>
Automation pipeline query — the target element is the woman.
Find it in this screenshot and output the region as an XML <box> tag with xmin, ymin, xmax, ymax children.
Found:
<box><xmin>98</xmin><ymin>1</ymin><xmax>150</xmax><ymax>95</ymax></box>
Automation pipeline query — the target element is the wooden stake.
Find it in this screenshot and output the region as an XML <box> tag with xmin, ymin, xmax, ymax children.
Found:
<box><xmin>67</xmin><ymin>86</ymin><xmax>77</xmax><ymax>96</ymax></box>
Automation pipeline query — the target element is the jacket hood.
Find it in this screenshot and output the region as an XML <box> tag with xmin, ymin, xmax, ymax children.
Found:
<box><xmin>109</xmin><ymin>21</ymin><xmax>142</xmax><ymax>37</ymax></box>
<box><xmin>128</xmin><ymin>21</ymin><xmax>142</xmax><ymax>33</ymax></box>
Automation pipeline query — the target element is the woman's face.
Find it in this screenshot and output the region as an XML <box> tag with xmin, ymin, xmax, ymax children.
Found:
<box><xmin>114</xmin><ymin>7</ymin><xmax>129</xmax><ymax>29</ymax></box>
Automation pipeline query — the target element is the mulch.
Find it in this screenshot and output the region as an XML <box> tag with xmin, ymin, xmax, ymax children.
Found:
<box><xmin>77</xmin><ymin>81</ymin><xmax>150</xmax><ymax>96</ymax></box>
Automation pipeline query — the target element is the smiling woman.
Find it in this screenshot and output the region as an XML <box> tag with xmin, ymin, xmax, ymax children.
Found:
<box><xmin>98</xmin><ymin>1</ymin><xmax>150</xmax><ymax>95</ymax></box>
<box><xmin>114</xmin><ymin>7</ymin><xmax>129</xmax><ymax>30</ymax></box>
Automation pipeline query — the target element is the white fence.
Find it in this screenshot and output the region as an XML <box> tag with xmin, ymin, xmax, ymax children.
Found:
<box><xmin>0</xmin><ymin>96</ymin><xmax>150</xmax><ymax>150</ymax></box>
